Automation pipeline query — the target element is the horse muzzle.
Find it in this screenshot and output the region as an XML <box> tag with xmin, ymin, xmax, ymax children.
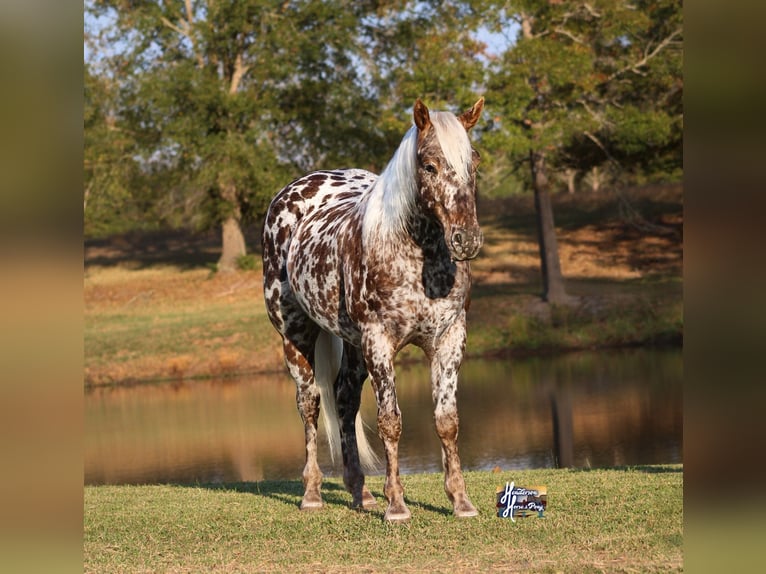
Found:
<box><xmin>449</xmin><ymin>226</ymin><xmax>483</xmax><ymax>261</ymax></box>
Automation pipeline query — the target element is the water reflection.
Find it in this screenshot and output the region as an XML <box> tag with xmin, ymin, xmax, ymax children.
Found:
<box><xmin>85</xmin><ymin>348</ymin><xmax>682</xmax><ymax>485</ymax></box>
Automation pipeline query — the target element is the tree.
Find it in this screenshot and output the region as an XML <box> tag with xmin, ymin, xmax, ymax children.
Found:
<box><xmin>483</xmin><ymin>0</ymin><xmax>682</xmax><ymax>302</ymax></box>
<box><xmin>85</xmin><ymin>1</ymin><xmax>283</xmax><ymax>268</ymax></box>
<box><xmin>84</xmin><ymin>64</ymin><xmax>146</xmax><ymax>237</ymax></box>
<box><xmin>267</xmin><ymin>2</ymin><xmax>396</xmax><ymax>174</ymax></box>
<box><xmin>84</xmin><ymin>0</ymin><xmax>682</xmax><ymax>275</ymax></box>
<box><xmin>363</xmin><ymin>2</ymin><xmax>486</xmax><ymax>107</ymax></box>
<box><xmin>85</xmin><ymin>1</ymin><xmax>386</xmax><ymax>270</ymax></box>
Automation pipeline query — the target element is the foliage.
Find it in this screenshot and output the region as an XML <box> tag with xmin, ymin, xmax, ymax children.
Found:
<box><xmin>84</xmin><ymin>0</ymin><xmax>682</xmax><ymax>239</ymax></box>
<box><xmin>236</xmin><ymin>253</ymin><xmax>259</xmax><ymax>272</ymax></box>
<box><xmin>483</xmin><ymin>0</ymin><xmax>683</xmax><ymax>191</ymax></box>
<box><xmin>496</xmin><ymin>294</ymin><xmax>683</xmax><ymax>353</ymax></box>
<box><xmin>85</xmin><ymin>1</ymin><xmax>295</xmax><ymax>243</ymax></box>
<box><xmin>84</xmin><ymin>66</ymin><xmax>146</xmax><ymax>236</ymax></box>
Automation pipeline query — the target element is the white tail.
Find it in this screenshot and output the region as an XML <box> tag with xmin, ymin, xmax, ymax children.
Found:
<box><xmin>314</xmin><ymin>331</ymin><xmax>380</xmax><ymax>473</ymax></box>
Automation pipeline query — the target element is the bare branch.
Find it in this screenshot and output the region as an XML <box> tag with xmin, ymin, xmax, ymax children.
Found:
<box><xmin>554</xmin><ymin>26</ymin><xmax>586</xmax><ymax>45</ymax></box>
<box><xmin>582</xmin><ymin>3</ymin><xmax>602</xmax><ymax>18</ymax></box>
<box><xmin>608</xmin><ymin>27</ymin><xmax>682</xmax><ymax>81</ymax></box>
<box><xmin>184</xmin><ymin>0</ymin><xmax>205</xmax><ymax>69</ymax></box>
<box><xmin>520</xmin><ymin>11</ymin><xmax>533</xmax><ymax>40</ymax></box>
<box><xmin>159</xmin><ymin>2</ymin><xmax>205</xmax><ymax>69</ymax></box>
<box><xmin>583</xmin><ymin>130</ymin><xmax>610</xmax><ymax>157</ymax></box>
<box><xmin>229</xmin><ymin>53</ymin><xmax>250</xmax><ymax>94</ymax></box>
<box><xmin>184</xmin><ymin>0</ymin><xmax>194</xmax><ymax>27</ymax></box>
<box><xmin>84</xmin><ymin>180</ymin><xmax>92</xmax><ymax>211</ymax></box>
<box><xmin>160</xmin><ymin>16</ymin><xmax>186</xmax><ymax>38</ymax></box>
<box><xmin>519</xmin><ymin>12</ymin><xmax>550</xmax><ymax>40</ymax></box>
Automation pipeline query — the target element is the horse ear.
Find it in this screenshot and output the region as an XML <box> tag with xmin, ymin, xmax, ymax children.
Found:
<box><xmin>413</xmin><ymin>99</ymin><xmax>431</xmax><ymax>132</ymax></box>
<box><xmin>458</xmin><ymin>97</ymin><xmax>485</xmax><ymax>130</ymax></box>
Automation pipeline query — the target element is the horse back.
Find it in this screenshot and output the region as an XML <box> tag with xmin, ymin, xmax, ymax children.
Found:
<box><xmin>263</xmin><ymin>169</ymin><xmax>373</xmax><ymax>258</ymax></box>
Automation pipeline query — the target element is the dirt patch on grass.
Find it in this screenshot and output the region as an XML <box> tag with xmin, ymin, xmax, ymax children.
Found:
<box><xmin>472</xmin><ymin>183</ymin><xmax>683</xmax><ymax>286</ymax></box>
<box><xmin>85</xmin><ymin>266</ymin><xmax>261</xmax><ymax>311</ymax></box>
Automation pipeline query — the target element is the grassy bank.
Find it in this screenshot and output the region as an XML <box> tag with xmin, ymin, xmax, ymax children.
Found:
<box><xmin>84</xmin><ymin>465</ymin><xmax>682</xmax><ymax>573</ymax></box>
<box><xmin>84</xmin><ymin>185</ymin><xmax>682</xmax><ymax>386</ymax></box>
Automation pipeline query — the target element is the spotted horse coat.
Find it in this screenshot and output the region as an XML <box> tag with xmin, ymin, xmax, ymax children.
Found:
<box><xmin>262</xmin><ymin>97</ymin><xmax>485</xmax><ymax>521</ymax></box>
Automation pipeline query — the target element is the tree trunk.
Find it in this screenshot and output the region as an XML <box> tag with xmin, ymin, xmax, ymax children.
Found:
<box><xmin>218</xmin><ymin>213</ymin><xmax>247</xmax><ymax>272</ymax></box>
<box><xmin>217</xmin><ymin>180</ymin><xmax>246</xmax><ymax>272</ymax></box>
<box><xmin>550</xmin><ymin>388</ymin><xmax>574</xmax><ymax>468</ymax></box>
<box><xmin>565</xmin><ymin>168</ymin><xmax>577</xmax><ymax>194</ymax></box>
<box><xmin>530</xmin><ymin>150</ymin><xmax>572</xmax><ymax>304</ymax></box>
<box><xmin>590</xmin><ymin>165</ymin><xmax>602</xmax><ymax>192</ymax></box>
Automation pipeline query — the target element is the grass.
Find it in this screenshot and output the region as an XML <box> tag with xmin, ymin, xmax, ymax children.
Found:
<box><xmin>83</xmin><ymin>266</ymin><xmax>681</xmax><ymax>385</ymax></box>
<box><xmin>466</xmin><ymin>286</ymin><xmax>683</xmax><ymax>357</ymax></box>
<box><xmin>84</xmin><ymin>466</ymin><xmax>683</xmax><ymax>573</ymax></box>
<box><xmin>85</xmin><ymin>296</ymin><xmax>276</xmax><ymax>380</ymax></box>
<box><xmin>83</xmin><ymin>266</ymin><xmax>284</xmax><ymax>385</ymax></box>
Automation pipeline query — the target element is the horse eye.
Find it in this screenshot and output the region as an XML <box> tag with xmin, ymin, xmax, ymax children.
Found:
<box><xmin>424</xmin><ymin>163</ymin><xmax>437</xmax><ymax>174</ymax></box>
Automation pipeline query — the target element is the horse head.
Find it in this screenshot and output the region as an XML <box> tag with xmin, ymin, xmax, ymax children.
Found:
<box><xmin>413</xmin><ymin>97</ymin><xmax>485</xmax><ymax>261</ymax></box>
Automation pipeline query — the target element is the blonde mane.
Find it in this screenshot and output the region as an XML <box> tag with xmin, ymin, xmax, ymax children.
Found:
<box><xmin>362</xmin><ymin>111</ymin><xmax>472</xmax><ymax>245</ymax></box>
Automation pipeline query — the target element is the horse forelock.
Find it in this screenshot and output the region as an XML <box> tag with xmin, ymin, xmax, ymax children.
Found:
<box><xmin>429</xmin><ymin>111</ymin><xmax>473</xmax><ymax>184</ymax></box>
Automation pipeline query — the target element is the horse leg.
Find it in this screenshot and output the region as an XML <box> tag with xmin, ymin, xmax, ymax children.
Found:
<box><xmin>281</xmin><ymin>332</ymin><xmax>323</xmax><ymax>510</ymax></box>
<box><xmin>362</xmin><ymin>328</ymin><xmax>410</xmax><ymax>522</ymax></box>
<box><xmin>430</xmin><ymin>318</ymin><xmax>478</xmax><ymax>518</ymax></box>
<box><xmin>335</xmin><ymin>342</ymin><xmax>377</xmax><ymax>509</ymax></box>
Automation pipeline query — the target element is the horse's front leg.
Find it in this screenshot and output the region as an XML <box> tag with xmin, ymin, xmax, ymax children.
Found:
<box><xmin>430</xmin><ymin>316</ymin><xmax>478</xmax><ymax>518</ymax></box>
<box><xmin>362</xmin><ymin>327</ymin><xmax>410</xmax><ymax>522</ymax></box>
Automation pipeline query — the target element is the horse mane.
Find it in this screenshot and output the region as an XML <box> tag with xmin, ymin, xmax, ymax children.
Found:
<box><xmin>362</xmin><ymin>111</ymin><xmax>473</xmax><ymax>245</ymax></box>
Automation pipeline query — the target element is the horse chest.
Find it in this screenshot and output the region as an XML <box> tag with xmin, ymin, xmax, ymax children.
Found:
<box><xmin>348</xmin><ymin>247</ymin><xmax>471</xmax><ymax>348</ymax></box>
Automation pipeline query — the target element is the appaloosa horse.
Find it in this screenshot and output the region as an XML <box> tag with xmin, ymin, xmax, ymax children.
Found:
<box><xmin>262</xmin><ymin>97</ymin><xmax>485</xmax><ymax>521</ymax></box>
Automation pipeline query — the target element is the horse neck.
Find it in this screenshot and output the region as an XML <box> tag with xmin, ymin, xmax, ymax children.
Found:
<box><xmin>407</xmin><ymin>211</ymin><xmax>453</xmax><ymax>258</ymax></box>
<box><xmin>360</xmin><ymin>194</ymin><xmax>454</xmax><ymax>269</ymax></box>
<box><xmin>360</xmin><ymin>181</ymin><xmax>414</xmax><ymax>249</ymax></box>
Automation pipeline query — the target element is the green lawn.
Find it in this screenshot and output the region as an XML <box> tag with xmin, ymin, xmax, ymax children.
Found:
<box><xmin>84</xmin><ymin>466</ymin><xmax>682</xmax><ymax>573</ymax></box>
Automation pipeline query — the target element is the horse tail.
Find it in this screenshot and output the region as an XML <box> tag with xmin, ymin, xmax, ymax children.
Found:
<box><xmin>314</xmin><ymin>330</ymin><xmax>380</xmax><ymax>474</ymax></box>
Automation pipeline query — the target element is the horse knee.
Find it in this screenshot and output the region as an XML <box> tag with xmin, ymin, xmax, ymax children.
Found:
<box><xmin>377</xmin><ymin>409</ymin><xmax>402</xmax><ymax>443</ymax></box>
<box><xmin>434</xmin><ymin>410</ymin><xmax>459</xmax><ymax>442</ymax></box>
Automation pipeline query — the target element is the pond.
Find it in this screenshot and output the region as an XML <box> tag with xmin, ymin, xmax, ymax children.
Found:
<box><xmin>85</xmin><ymin>347</ymin><xmax>682</xmax><ymax>485</ymax></box>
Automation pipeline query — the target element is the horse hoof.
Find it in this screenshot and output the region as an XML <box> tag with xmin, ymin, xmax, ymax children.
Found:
<box><xmin>384</xmin><ymin>505</ymin><xmax>411</xmax><ymax>522</ymax></box>
<box><xmin>454</xmin><ymin>500</ymin><xmax>479</xmax><ymax>518</ymax></box>
<box><xmin>362</xmin><ymin>488</ymin><xmax>378</xmax><ymax>509</ymax></box>
<box><xmin>300</xmin><ymin>497</ymin><xmax>323</xmax><ymax>511</ymax></box>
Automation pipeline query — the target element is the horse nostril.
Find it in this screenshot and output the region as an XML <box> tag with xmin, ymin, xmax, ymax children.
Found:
<box><xmin>453</xmin><ymin>231</ymin><xmax>463</xmax><ymax>246</ymax></box>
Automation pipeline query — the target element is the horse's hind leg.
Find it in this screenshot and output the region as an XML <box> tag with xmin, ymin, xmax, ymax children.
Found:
<box><xmin>335</xmin><ymin>342</ymin><xmax>377</xmax><ymax>509</ymax></box>
<box><xmin>281</xmin><ymin>329</ymin><xmax>323</xmax><ymax>510</ymax></box>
